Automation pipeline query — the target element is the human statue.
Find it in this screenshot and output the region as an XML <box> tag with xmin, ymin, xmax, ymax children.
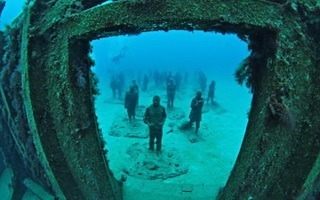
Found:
<box><xmin>143</xmin><ymin>95</ymin><xmax>167</xmax><ymax>152</ymax></box>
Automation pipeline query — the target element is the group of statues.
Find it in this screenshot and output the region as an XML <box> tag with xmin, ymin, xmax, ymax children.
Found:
<box><xmin>113</xmin><ymin>71</ymin><xmax>216</xmax><ymax>152</ymax></box>
<box><xmin>142</xmin><ymin>88</ymin><xmax>218</xmax><ymax>152</ymax></box>
<box><xmin>110</xmin><ymin>69</ymin><xmax>190</xmax><ymax>100</ymax></box>
<box><xmin>109</xmin><ymin>72</ymin><xmax>126</xmax><ymax>99</ymax></box>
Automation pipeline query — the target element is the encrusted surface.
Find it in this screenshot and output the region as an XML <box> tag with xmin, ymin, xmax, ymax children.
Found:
<box><xmin>0</xmin><ymin>0</ymin><xmax>319</xmax><ymax>199</ymax></box>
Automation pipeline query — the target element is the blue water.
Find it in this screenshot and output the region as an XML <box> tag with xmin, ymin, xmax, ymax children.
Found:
<box><xmin>92</xmin><ymin>31</ymin><xmax>249</xmax><ymax>86</ymax></box>
<box><xmin>92</xmin><ymin>31</ymin><xmax>252</xmax><ymax>199</ymax></box>
<box><xmin>1</xmin><ymin>1</ymin><xmax>252</xmax><ymax>198</ymax></box>
<box><xmin>0</xmin><ymin>0</ymin><xmax>25</xmax><ymax>30</ymax></box>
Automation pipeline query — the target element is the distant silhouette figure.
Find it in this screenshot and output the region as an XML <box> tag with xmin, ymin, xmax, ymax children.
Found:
<box><xmin>207</xmin><ymin>80</ymin><xmax>216</xmax><ymax>105</ymax></box>
<box><xmin>199</xmin><ymin>71</ymin><xmax>207</xmax><ymax>94</ymax></box>
<box><xmin>166</xmin><ymin>72</ymin><xmax>174</xmax><ymax>86</ymax></box>
<box><xmin>130</xmin><ymin>80</ymin><xmax>139</xmax><ymax>105</ymax></box>
<box><xmin>166</xmin><ymin>79</ymin><xmax>176</xmax><ymax>108</ymax></box>
<box><xmin>142</xmin><ymin>74</ymin><xmax>149</xmax><ymax>92</ymax></box>
<box><xmin>174</xmin><ymin>72</ymin><xmax>182</xmax><ymax>90</ymax></box>
<box><xmin>187</xmin><ymin>91</ymin><xmax>204</xmax><ymax>133</ymax></box>
<box><xmin>111</xmin><ymin>47</ymin><xmax>127</xmax><ymax>64</ymax></box>
<box><xmin>125</xmin><ymin>87</ymin><xmax>138</xmax><ymax>122</ymax></box>
<box><xmin>109</xmin><ymin>76</ymin><xmax>117</xmax><ymax>98</ymax></box>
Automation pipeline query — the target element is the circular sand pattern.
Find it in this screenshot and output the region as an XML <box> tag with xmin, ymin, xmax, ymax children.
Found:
<box><xmin>108</xmin><ymin>115</ymin><xmax>149</xmax><ymax>138</ymax></box>
<box><xmin>123</xmin><ymin>143</ymin><xmax>189</xmax><ymax>180</ymax></box>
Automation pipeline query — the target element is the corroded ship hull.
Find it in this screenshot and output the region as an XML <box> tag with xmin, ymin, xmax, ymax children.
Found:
<box><xmin>0</xmin><ymin>0</ymin><xmax>319</xmax><ymax>199</ymax></box>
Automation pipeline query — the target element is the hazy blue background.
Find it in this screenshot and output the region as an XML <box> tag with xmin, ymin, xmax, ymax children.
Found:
<box><xmin>92</xmin><ymin>31</ymin><xmax>249</xmax><ymax>88</ymax></box>
<box><xmin>1</xmin><ymin>0</ymin><xmax>250</xmax><ymax>84</ymax></box>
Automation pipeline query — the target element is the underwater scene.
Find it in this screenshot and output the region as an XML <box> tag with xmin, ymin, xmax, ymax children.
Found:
<box><xmin>0</xmin><ymin>0</ymin><xmax>319</xmax><ymax>200</ymax></box>
<box><xmin>91</xmin><ymin>31</ymin><xmax>251</xmax><ymax>199</ymax></box>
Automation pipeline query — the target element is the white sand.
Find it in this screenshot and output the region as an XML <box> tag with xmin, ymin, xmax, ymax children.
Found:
<box><xmin>95</xmin><ymin>77</ymin><xmax>252</xmax><ymax>200</ymax></box>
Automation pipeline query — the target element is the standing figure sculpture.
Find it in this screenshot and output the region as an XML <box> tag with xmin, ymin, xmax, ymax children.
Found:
<box><xmin>142</xmin><ymin>74</ymin><xmax>149</xmax><ymax>92</ymax></box>
<box><xmin>143</xmin><ymin>95</ymin><xmax>167</xmax><ymax>152</ymax></box>
<box><xmin>166</xmin><ymin>79</ymin><xmax>176</xmax><ymax>108</ymax></box>
<box><xmin>109</xmin><ymin>76</ymin><xmax>117</xmax><ymax>98</ymax></box>
<box><xmin>207</xmin><ymin>80</ymin><xmax>216</xmax><ymax>105</ymax></box>
<box><xmin>124</xmin><ymin>87</ymin><xmax>138</xmax><ymax>122</ymax></box>
<box><xmin>188</xmin><ymin>91</ymin><xmax>204</xmax><ymax>133</ymax></box>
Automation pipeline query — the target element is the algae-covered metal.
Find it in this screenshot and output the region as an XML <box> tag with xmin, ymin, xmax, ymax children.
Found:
<box><xmin>0</xmin><ymin>0</ymin><xmax>319</xmax><ymax>199</ymax></box>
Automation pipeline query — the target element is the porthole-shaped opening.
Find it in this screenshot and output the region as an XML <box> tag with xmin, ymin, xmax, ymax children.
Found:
<box><xmin>91</xmin><ymin>30</ymin><xmax>252</xmax><ymax>199</ymax></box>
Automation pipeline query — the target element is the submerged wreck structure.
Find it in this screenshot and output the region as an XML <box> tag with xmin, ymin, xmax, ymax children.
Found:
<box><xmin>0</xmin><ymin>0</ymin><xmax>319</xmax><ymax>199</ymax></box>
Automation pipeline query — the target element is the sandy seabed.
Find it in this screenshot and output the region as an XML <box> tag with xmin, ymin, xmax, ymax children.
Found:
<box><xmin>95</xmin><ymin>78</ymin><xmax>252</xmax><ymax>200</ymax></box>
